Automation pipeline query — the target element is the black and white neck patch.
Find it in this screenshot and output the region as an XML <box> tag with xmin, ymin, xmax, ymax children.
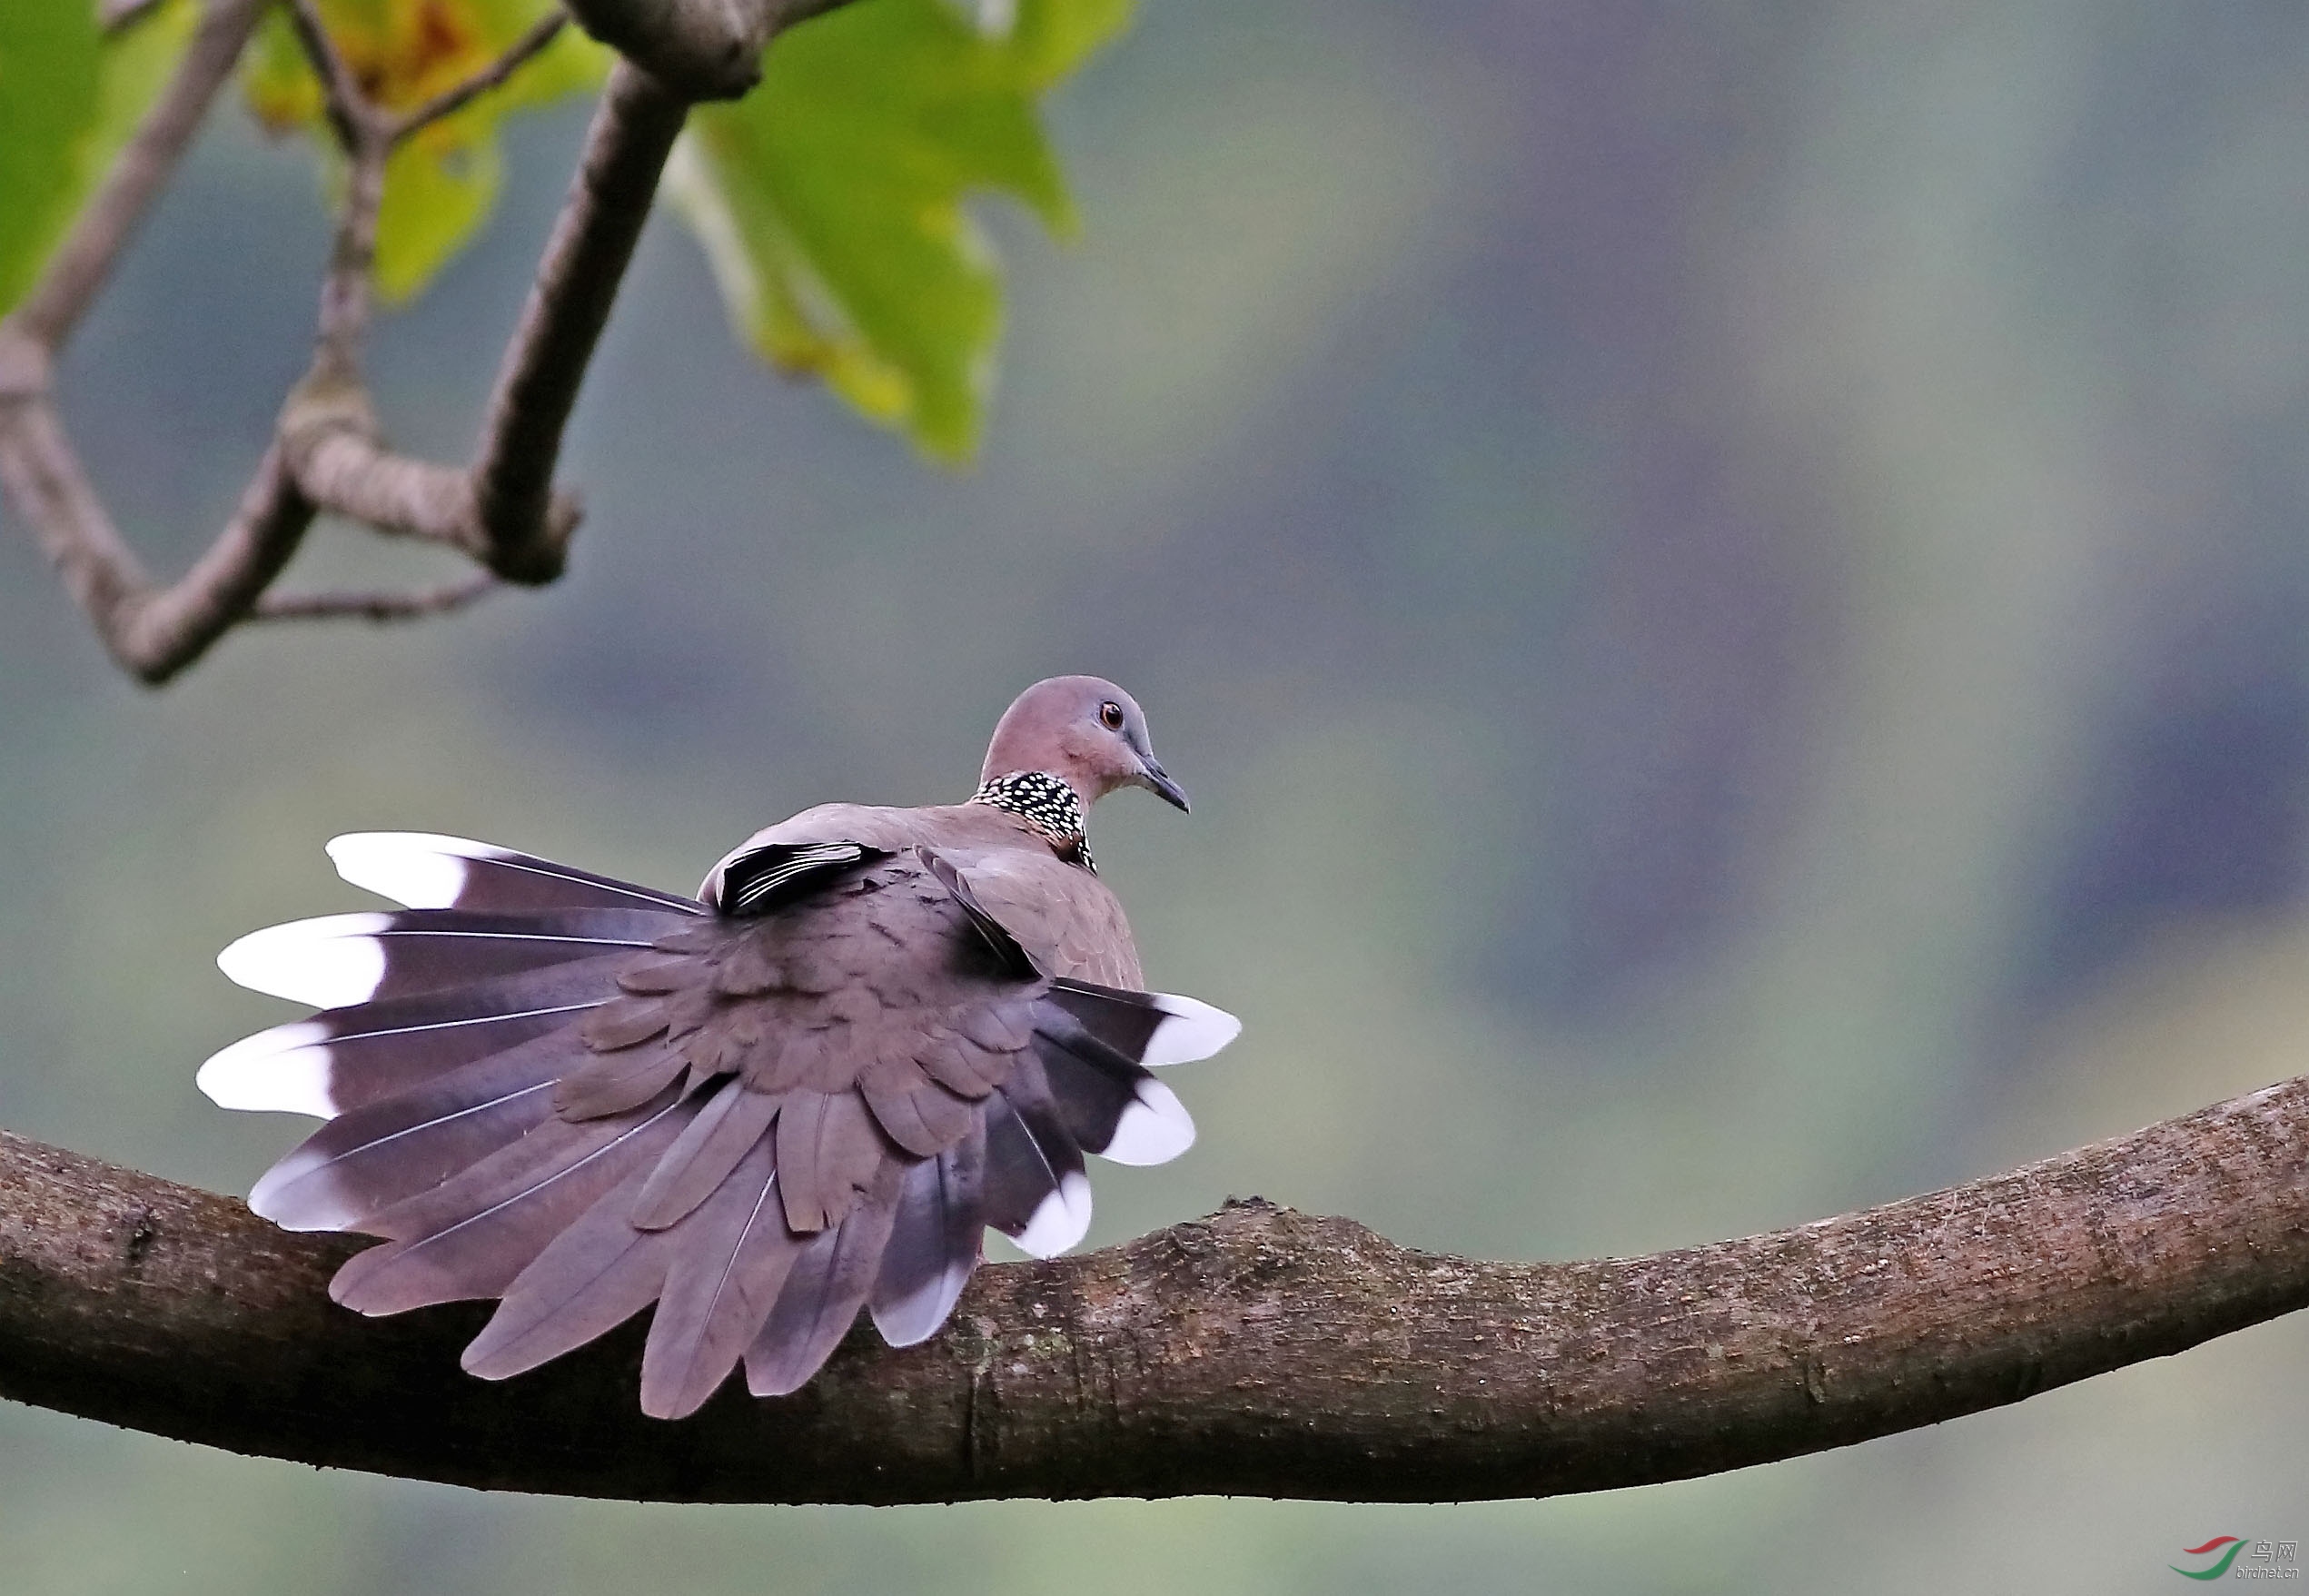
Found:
<box><xmin>969</xmin><ymin>770</ymin><xmax>1094</xmax><ymax>871</ymax></box>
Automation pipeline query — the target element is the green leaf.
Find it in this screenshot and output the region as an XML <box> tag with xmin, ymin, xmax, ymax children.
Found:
<box><xmin>0</xmin><ymin>0</ymin><xmax>195</xmax><ymax>321</ymax></box>
<box><xmin>669</xmin><ymin>0</ymin><xmax>1135</xmax><ymax>461</ymax></box>
<box><xmin>243</xmin><ymin>0</ymin><xmax>608</xmax><ymax>303</ymax></box>
<box><xmin>1005</xmin><ymin>0</ymin><xmax>1132</xmax><ymax>87</ymax></box>
<box><xmin>0</xmin><ymin>2</ymin><xmax>100</xmax><ymax>320</ymax></box>
<box><xmin>375</xmin><ymin>124</ymin><xmax>504</xmax><ymax>301</ymax></box>
<box><xmin>82</xmin><ymin>2</ymin><xmax>199</xmax><ymax>190</ymax></box>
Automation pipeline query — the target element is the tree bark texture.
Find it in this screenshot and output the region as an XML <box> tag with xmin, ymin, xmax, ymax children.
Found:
<box><xmin>2</xmin><ymin>1071</ymin><xmax>2304</xmax><ymax>1503</ymax></box>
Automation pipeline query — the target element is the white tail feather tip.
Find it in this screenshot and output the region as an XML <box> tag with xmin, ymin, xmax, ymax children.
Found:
<box><xmin>327</xmin><ymin>833</ymin><xmax>506</xmax><ymax>908</ymax></box>
<box><xmin>247</xmin><ymin>1146</ymin><xmax>348</xmax><ymax>1229</ymax></box>
<box><xmin>217</xmin><ymin>915</ymin><xmax>391</xmax><ymax>1007</ymax></box>
<box><xmin>1012</xmin><ymin>1170</ymin><xmax>1093</xmax><ymax>1258</ymax></box>
<box><xmin>197</xmin><ymin>1022</ymin><xmax>336</xmax><ymax>1117</ymax></box>
<box><xmin>1141</xmin><ymin>993</ymin><xmax>1243</xmax><ymax>1066</ymax></box>
<box><xmin>1101</xmin><ymin>1080</ymin><xmax>1195</xmax><ymax>1165</ymax></box>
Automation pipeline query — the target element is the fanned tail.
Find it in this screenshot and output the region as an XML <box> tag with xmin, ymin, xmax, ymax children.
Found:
<box><xmin>201</xmin><ymin>833</ymin><xmax>1244</xmax><ymax>1416</ymax></box>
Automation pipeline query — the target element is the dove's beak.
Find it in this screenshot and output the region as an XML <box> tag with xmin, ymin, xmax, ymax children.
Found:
<box><xmin>1135</xmin><ymin>758</ymin><xmax>1190</xmax><ymax>813</ymax></box>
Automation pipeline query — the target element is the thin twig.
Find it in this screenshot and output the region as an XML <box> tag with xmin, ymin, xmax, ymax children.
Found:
<box><xmin>0</xmin><ymin>0</ymin><xmax>556</xmax><ymax>683</ymax></box>
<box><xmin>310</xmin><ymin>139</ymin><xmax>388</xmax><ymax>377</ymax></box>
<box><xmin>283</xmin><ymin>0</ymin><xmax>383</xmax><ymax>154</ymax></box>
<box><xmin>469</xmin><ymin>60</ymin><xmax>687</xmax><ymax>582</ymax></box>
<box><xmin>253</xmin><ymin>574</ymin><xmax>500</xmax><ymax>622</ymax></box>
<box><xmin>0</xmin><ymin>398</ymin><xmax>161</xmax><ymax>638</ymax></box>
<box><xmin>0</xmin><ymin>403</ymin><xmax>314</xmax><ymax>683</ymax></box>
<box><xmin>391</xmin><ymin>10</ymin><xmax>570</xmax><ymax>143</ymax></box>
<box><xmin>285</xmin><ymin>423</ymin><xmax>487</xmax><ymax>549</ymax></box>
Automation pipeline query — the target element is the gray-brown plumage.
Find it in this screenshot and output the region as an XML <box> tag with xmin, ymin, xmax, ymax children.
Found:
<box><xmin>200</xmin><ymin>678</ymin><xmax>1239</xmax><ymax>1417</ymax></box>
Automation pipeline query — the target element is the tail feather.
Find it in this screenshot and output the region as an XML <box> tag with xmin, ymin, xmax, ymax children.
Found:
<box><xmin>220</xmin><ymin>907</ymin><xmax>685</xmax><ymax>1009</ymax></box>
<box><xmin>982</xmin><ymin>1063</ymin><xmax>1091</xmax><ymax>1259</ymax></box>
<box><xmin>330</xmin><ymin>1086</ymin><xmax>689</xmax><ymax>1313</ymax></box>
<box><xmin>871</xmin><ymin>1130</ymin><xmax>984</xmax><ymax>1347</ymax></box>
<box><xmin>552</xmin><ymin>1035</ymin><xmax>689</xmax><ymax>1121</ymax></box>
<box><xmin>859</xmin><ymin>1070</ymin><xmax>975</xmax><ymax>1156</ymax></box>
<box><xmin>460</xmin><ymin>1159</ymin><xmax>679</xmax><ymax>1382</ymax></box>
<box><xmin>1044</xmin><ymin>979</ymin><xmax>1241</xmax><ymax>1066</ymax></box>
<box><xmin>639</xmin><ymin>1133</ymin><xmax>798</xmax><ymax>1418</ymax></box>
<box><xmin>744</xmin><ymin>1161</ymin><xmax>902</xmax><ymax>1397</ymax></box>
<box><xmin>630</xmin><ymin>1077</ymin><xmax>780</xmax><ymax>1231</ymax></box>
<box><xmin>329</xmin><ymin>833</ymin><xmax>705</xmax><ymax>916</ymax></box>
<box><xmin>200</xmin><ymin>957</ymin><xmax>629</xmax><ymax>1120</ymax></box>
<box><xmin>248</xmin><ymin>1029</ymin><xmax>587</xmax><ymax>1231</ymax></box>
<box><xmin>1033</xmin><ymin>1012</ymin><xmax>1195</xmax><ymax>1167</ymax></box>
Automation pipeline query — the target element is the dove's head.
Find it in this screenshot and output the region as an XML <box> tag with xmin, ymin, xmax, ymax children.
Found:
<box><xmin>980</xmin><ymin>676</ymin><xmax>1188</xmax><ymax>813</ymax></box>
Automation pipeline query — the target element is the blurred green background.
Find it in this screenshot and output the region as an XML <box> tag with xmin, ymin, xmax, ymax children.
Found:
<box><xmin>6</xmin><ymin>0</ymin><xmax>2309</xmax><ymax>1590</ymax></box>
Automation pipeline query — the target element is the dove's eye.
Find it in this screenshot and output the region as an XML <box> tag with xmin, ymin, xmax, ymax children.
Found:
<box><xmin>1099</xmin><ymin>701</ymin><xmax>1125</xmax><ymax>731</ymax></box>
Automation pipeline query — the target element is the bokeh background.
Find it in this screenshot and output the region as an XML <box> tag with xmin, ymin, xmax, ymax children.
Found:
<box><xmin>7</xmin><ymin>0</ymin><xmax>2309</xmax><ymax>1589</ymax></box>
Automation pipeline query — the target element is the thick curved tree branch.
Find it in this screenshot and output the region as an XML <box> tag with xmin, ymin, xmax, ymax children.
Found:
<box><xmin>3</xmin><ymin>1072</ymin><xmax>2304</xmax><ymax>1502</ymax></box>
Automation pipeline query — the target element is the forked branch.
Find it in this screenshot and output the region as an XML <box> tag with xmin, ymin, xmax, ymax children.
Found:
<box><xmin>1</xmin><ymin>1071</ymin><xmax>2303</xmax><ymax>1502</ymax></box>
<box><xmin>0</xmin><ymin>0</ymin><xmax>854</xmax><ymax>684</ymax></box>
<box><xmin>0</xmin><ymin>0</ymin><xmax>563</xmax><ymax>682</ymax></box>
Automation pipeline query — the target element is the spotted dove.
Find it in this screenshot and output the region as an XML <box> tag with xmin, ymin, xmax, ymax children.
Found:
<box><xmin>199</xmin><ymin>678</ymin><xmax>1239</xmax><ymax>1418</ymax></box>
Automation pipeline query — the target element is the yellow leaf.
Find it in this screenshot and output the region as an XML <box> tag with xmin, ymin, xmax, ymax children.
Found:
<box><xmin>241</xmin><ymin>0</ymin><xmax>607</xmax><ymax>302</ymax></box>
